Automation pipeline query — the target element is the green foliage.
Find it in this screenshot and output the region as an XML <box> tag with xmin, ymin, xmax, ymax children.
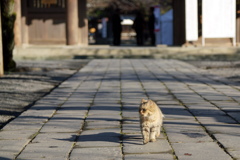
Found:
<box><xmin>87</xmin><ymin>0</ymin><xmax>173</xmax><ymax>19</ymax></box>
<box><xmin>1</xmin><ymin>0</ymin><xmax>16</xmax><ymax>71</ymax></box>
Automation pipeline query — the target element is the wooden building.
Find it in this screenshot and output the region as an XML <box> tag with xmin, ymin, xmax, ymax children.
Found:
<box><xmin>14</xmin><ymin>0</ymin><xmax>88</xmax><ymax>46</ymax></box>
<box><xmin>13</xmin><ymin>0</ymin><xmax>240</xmax><ymax>47</ymax></box>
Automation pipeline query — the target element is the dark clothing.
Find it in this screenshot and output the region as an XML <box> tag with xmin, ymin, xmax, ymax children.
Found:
<box><xmin>112</xmin><ymin>13</ymin><xmax>122</xmax><ymax>45</ymax></box>
<box><xmin>148</xmin><ymin>13</ymin><xmax>155</xmax><ymax>46</ymax></box>
<box><xmin>133</xmin><ymin>14</ymin><xmax>145</xmax><ymax>46</ymax></box>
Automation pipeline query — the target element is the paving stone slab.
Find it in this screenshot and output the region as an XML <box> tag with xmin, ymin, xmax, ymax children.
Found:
<box><xmin>227</xmin><ymin>112</ymin><xmax>240</xmax><ymax>123</ymax></box>
<box><xmin>164</xmin><ymin>119</ymin><xmax>200</xmax><ymax>129</ymax></box>
<box><xmin>0</xmin><ymin>130</ymin><xmax>38</xmax><ymax>140</ymax></box>
<box><xmin>228</xmin><ymin>150</ymin><xmax>240</xmax><ymax>160</ymax></box>
<box><xmin>50</xmin><ymin>113</ymin><xmax>86</xmax><ymax>121</ymax></box>
<box><xmin>172</xmin><ymin>142</ymin><xmax>232</xmax><ymax>160</ymax></box>
<box><xmin>86</xmin><ymin>114</ymin><xmax>122</xmax><ymax>122</ymax></box>
<box><xmin>70</xmin><ymin>147</ymin><xmax>122</xmax><ymax>160</ymax></box>
<box><xmin>122</xmin><ymin>111</ymin><xmax>139</xmax><ymax>119</ymax></box>
<box><xmin>196</xmin><ymin>115</ymin><xmax>237</xmax><ymax>124</ymax></box>
<box><xmin>17</xmin><ymin>141</ymin><xmax>73</xmax><ymax>159</ymax></box>
<box><xmin>0</xmin><ymin>139</ymin><xmax>30</xmax><ymax>159</ymax></box>
<box><xmin>122</xmin><ymin>118</ymin><xmax>139</xmax><ymax>124</ymax></box>
<box><xmin>161</xmin><ymin>108</ymin><xmax>192</xmax><ymax>118</ymax></box>
<box><xmin>122</xmin><ymin>104</ymin><xmax>139</xmax><ymax>111</ymax></box>
<box><xmin>84</xmin><ymin>121</ymin><xmax>120</xmax><ymax>130</ymax></box>
<box><xmin>163</xmin><ymin>114</ymin><xmax>195</xmax><ymax>121</ymax></box>
<box><xmin>185</xmin><ymin>103</ymin><xmax>216</xmax><ymax>109</ymax></box>
<box><xmin>123</xmin><ymin>138</ymin><xmax>172</xmax><ymax>154</ymax></box>
<box><xmin>18</xmin><ymin>109</ymin><xmax>55</xmax><ymax>119</ymax></box>
<box><xmin>221</xmin><ymin>107</ymin><xmax>240</xmax><ymax>112</ymax></box>
<box><xmin>204</xmin><ymin>123</ymin><xmax>240</xmax><ymax>134</ymax></box>
<box><xmin>188</xmin><ymin>108</ymin><xmax>226</xmax><ymax>116</ymax></box>
<box><xmin>77</xmin><ymin>135</ymin><xmax>120</xmax><ymax>147</ymax></box>
<box><xmin>90</xmin><ymin>105</ymin><xmax>121</xmax><ymax>112</ymax></box>
<box><xmin>124</xmin><ymin>153</ymin><xmax>174</xmax><ymax>160</ymax></box>
<box><xmin>88</xmin><ymin>109</ymin><xmax>120</xmax><ymax>116</ymax></box>
<box><xmin>155</xmin><ymin>101</ymin><xmax>180</xmax><ymax>105</ymax></box>
<box><xmin>122</xmin><ymin>123</ymin><xmax>141</xmax><ymax>134</ymax></box>
<box><xmin>59</xmin><ymin>101</ymin><xmax>91</xmax><ymax>107</ymax></box>
<box><xmin>204</xmin><ymin>95</ymin><xmax>233</xmax><ymax>101</ymax></box>
<box><xmin>2</xmin><ymin>120</ymin><xmax>44</xmax><ymax>131</ymax></box>
<box><xmin>166</xmin><ymin>127</ymin><xmax>212</xmax><ymax>143</ymax></box>
<box><xmin>40</xmin><ymin>120</ymin><xmax>84</xmax><ymax>133</ymax></box>
<box><xmin>32</xmin><ymin>132</ymin><xmax>77</xmax><ymax>143</ymax></box>
<box><xmin>214</xmin><ymin>133</ymin><xmax>240</xmax><ymax>153</ymax></box>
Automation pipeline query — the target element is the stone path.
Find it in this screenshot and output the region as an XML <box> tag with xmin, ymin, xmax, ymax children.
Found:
<box><xmin>0</xmin><ymin>59</ymin><xmax>240</xmax><ymax>160</ymax></box>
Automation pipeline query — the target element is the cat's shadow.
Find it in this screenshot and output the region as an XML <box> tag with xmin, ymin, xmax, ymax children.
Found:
<box><xmin>55</xmin><ymin>132</ymin><xmax>142</xmax><ymax>145</ymax></box>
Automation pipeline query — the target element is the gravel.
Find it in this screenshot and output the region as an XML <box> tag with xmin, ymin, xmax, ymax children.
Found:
<box><xmin>0</xmin><ymin>60</ymin><xmax>89</xmax><ymax>129</ymax></box>
<box><xmin>186</xmin><ymin>60</ymin><xmax>240</xmax><ymax>83</ymax></box>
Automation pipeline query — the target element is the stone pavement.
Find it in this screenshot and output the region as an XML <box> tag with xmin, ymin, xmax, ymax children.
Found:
<box><xmin>0</xmin><ymin>59</ymin><xmax>240</xmax><ymax>160</ymax></box>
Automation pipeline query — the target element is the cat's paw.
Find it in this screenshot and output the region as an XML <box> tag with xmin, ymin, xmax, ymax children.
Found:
<box><xmin>143</xmin><ymin>139</ymin><xmax>149</xmax><ymax>144</ymax></box>
<box><xmin>150</xmin><ymin>138</ymin><xmax>156</xmax><ymax>142</ymax></box>
<box><xmin>156</xmin><ymin>133</ymin><xmax>160</xmax><ymax>138</ymax></box>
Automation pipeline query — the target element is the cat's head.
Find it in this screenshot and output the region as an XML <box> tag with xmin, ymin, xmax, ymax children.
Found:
<box><xmin>139</xmin><ymin>99</ymin><xmax>155</xmax><ymax>117</ymax></box>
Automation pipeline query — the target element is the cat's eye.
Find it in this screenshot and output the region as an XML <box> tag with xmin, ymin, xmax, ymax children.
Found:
<box><xmin>142</xmin><ymin>108</ymin><xmax>146</xmax><ymax>112</ymax></box>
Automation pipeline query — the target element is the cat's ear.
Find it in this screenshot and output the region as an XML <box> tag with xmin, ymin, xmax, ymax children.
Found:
<box><xmin>141</xmin><ymin>98</ymin><xmax>148</xmax><ymax>104</ymax></box>
<box><xmin>148</xmin><ymin>100</ymin><xmax>155</xmax><ymax>106</ymax></box>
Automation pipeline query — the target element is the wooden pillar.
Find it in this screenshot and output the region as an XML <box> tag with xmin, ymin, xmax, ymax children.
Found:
<box><xmin>14</xmin><ymin>0</ymin><xmax>22</xmax><ymax>46</ymax></box>
<box><xmin>0</xmin><ymin>4</ymin><xmax>4</xmax><ymax>76</ymax></box>
<box><xmin>78</xmin><ymin>0</ymin><xmax>88</xmax><ymax>46</ymax></box>
<box><xmin>237</xmin><ymin>3</ymin><xmax>240</xmax><ymax>45</ymax></box>
<box><xmin>66</xmin><ymin>0</ymin><xmax>79</xmax><ymax>45</ymax></box>
<box><xmin>173</xmin><ymin>0</ymin><xmax>186</xmax><ymax>45</ymax></box>
<box><xmin>21</xmin><ymin>0</ymin><xmax>29</xmax><ymax>45</ymax></box>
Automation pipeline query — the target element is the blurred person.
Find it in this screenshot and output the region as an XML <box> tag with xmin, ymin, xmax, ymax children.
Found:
<box><xmin>133</xmin><ymin>11</ymin><xmax>145</xmax><ymax>46</ymax></box>
<box><xmin>112</xmin><ymin>8</ymin><xmax>122</xmax><ymax>46</ymax></box>
<box><xmin>148</xmin><ymin>7</ymin><xmax>155</xmax><ymax>46</ymax></box>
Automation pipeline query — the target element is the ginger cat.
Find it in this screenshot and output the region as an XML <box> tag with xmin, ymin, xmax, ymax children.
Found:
<box><xmin>139</xmin><ymin>99</ymin><xmax>164</xmax><ymax>144</ymax></box>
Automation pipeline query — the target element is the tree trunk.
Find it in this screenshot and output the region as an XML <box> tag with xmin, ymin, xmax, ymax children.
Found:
<box><xmin>1</xmin><ymin>0</ymin><xmax>16</xmax><ymax>71</ymax></box>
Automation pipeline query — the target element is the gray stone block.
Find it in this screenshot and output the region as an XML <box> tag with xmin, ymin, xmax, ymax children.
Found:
<box><xmin>70</xmin><ymin>147</ymin><xmax>122</xmax><ymax>160</ymax></box>
<box><xmin>122</xmin><ymin>123</ymin><xmax>141</xmax><ymax>134</ymax></box>
<box><xmin>0</xmin><ymin>139</ymin><xmax>29</xmax><ymax>159</ymax></box>
<box><xmin>166</xmin><ymin>127</ymin><xmax>212</xmax><ymax>143</ymax></box>
<box><xmin>172</xmin><ymin>142</ymin><xmax>232</xmax><ymax>160</ymax></box>
<box><xmin>76</xmin><ymin>135</ymin><xmax>120</xmax><ymax>147</ymax></box>
<box><xmin>205</xmin><ymin>123</ymin><xmax>240</xmax><ymax>134</ymax></box>
<box><xmin>123</xmin><ymin>138</ymin><xmax>171</xmax><ymax>154</ymax></box>
<box><xmin>84</xmin><ymin>121</ymin><xmax>120</xmax><ymax>130</ymax></box>
<box><xmin>124</xmin><ymin>153</ymin><xmax>174</xmax><ymax>160</ymax></box>
<box><xmin>214</xmin><ymin>133</ymin><xmax>240</xmax><ymax>156</ymax></box>
<box><xmin>227</xmin><ymin>112</ymin><xmax>240</xmax><ymax>123</ymax></box>
<box><xmin>17</xmin><ymin>141</ymin><xmax>73</xmax><ymax>159</ymax></box>
<box><xmin>40</xmin><ymin>119</ymin><xmax>84</xmax><ymax>133</ymax></box>
<box><xmin>196</xmin><ymin>115</ymin><xmax>237</xmax><ymax>124</ymax></box>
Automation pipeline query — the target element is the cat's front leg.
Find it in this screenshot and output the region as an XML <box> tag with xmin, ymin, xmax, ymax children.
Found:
<box><xmin>142</xmin><ymin>127</ymin><xmax>150</xmax><ymax>144</ymax></box>
<box><xmin>150</xmin><ymin>127</ymin><xmax>157</xmax><ymax>142</ymax></box>
<box><xmin>155</xmin><ymin>125</ymin><xmax>161</xmax><ymax>138</ymax></box>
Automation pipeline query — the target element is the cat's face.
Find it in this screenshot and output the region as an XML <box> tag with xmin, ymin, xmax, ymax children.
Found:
<box><xmin>139</xmin><ymin>99</ymin><xmax>153</xmax><ymax>117</ymax></box>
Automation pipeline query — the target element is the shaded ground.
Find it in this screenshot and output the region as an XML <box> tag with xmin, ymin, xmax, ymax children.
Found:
<box><xmin>0</xmin><ymin>60</ymin><xmax>89</xmax><ymax>129</ymax></box>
